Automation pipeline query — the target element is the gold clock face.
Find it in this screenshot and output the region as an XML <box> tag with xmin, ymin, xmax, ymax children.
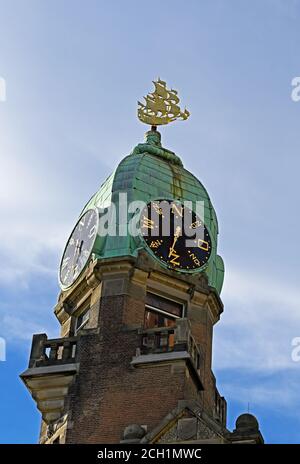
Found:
<box><xmin>140</xmin><ymin>200</ymin><xmax>212</xmax><ymax>271</ymax></box>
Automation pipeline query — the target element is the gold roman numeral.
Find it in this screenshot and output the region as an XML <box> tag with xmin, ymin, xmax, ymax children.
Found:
<box><xmin>150</xmin><ymin>240</ymin><xmax>162</xmax><ymax>249</ymax></box>
<box><xmin>141</xmin><ymin>216</ymin><xmax>154</xmax><ymax>229</ymax></box>
<box><xmin>169</xmin><ymin>248</ymin><xmax>180</xmax><ymax>266</ymax></box>
<box><xmin>171</xmin><ymin>203</ymin><xmax>183</xmax><ymax>217</ymax></box>
<box><xmin>188</xmin><ymin>252</ymin><xmax>201</xmax><ymax>267</ymax></box>
<box><xmin>198</xmin><ymin>239</ymin><xmax>209</xmax><ymax>251</ymax></box>
<box><xmin>152</xmin><ymin>202</ymin><xmax>164</xmax><ymax>215</ymax></box>
<box><xmin>190</xmin><ymin>220</ymin><xmax>202</xmax><ymax>229</ymax></box>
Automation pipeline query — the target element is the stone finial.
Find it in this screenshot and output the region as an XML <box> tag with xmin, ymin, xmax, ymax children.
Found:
<box><xmin>231</xmin><ymin>413</ymin><xmax>264</xmax><ymax>444</ymax></box>
<box><xmin>121</xmin><ymin>424</ymin><xmax>146</xmax><ymax>443</ymax></box>
<box><xmin>235</xmin><ymin>413</ymin><xmax>259</xmax><ymax>433</ymax></box>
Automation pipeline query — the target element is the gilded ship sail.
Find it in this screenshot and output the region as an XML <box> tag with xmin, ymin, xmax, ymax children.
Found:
<box><xmin>138</xmin><ymin>79</ymin><xmax>190</xmax><ymax>126</ymax></box>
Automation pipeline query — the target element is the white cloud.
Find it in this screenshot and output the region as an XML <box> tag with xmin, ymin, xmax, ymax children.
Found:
<box><xmin>0</xmin><ymin>114</ymin><xmax>112</xmax><ymax>287</ymax></box>
<box><xmin>2</xmin><ymin>315</ymin><xmax>56</xmax><ymax>343</ymax></box>
<box><xmin>212</xmin><ymin>267</ymin><xmax>300</xmax><ymax>427</ymax></box>
<box><xmin>214</xmin><ymin>265</ymin><xmax>300</xmax><ymax>372</ymax></box>
<box><xmin>220</xmin><ymin>373</ymin><xmax>300</xmax><ymax>413</ymax></box>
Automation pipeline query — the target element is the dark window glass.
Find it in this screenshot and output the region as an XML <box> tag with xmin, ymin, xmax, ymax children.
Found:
<box><xmin>144</xmin><ymin>293</ymin><xmax>183</xmax><ymax>331</ymax></box>
<box><xmin>145</xmin><ymin>293</ymin><xmax>183</xmax><ymax>317</ymax></box>
<box><xmin>75</xmin><ymin>307</ymin><xmax>90</xmax><ymax>332</ymax></box>
<box><xmin>144</xmin><ymin>309</ymin><xmax>176</xmax><ymax>329</ymax></box>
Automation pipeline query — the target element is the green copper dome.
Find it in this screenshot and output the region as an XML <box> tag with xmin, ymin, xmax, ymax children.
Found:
<box><xmin>82</xmin><ymin>130</ymin><xmax>225</xmax><ymax>294</ymax></box>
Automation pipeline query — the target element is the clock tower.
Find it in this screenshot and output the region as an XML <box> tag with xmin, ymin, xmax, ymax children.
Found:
<box><xmin>21</xmin><ymin>80</ymin><xmax>264</xmax><ymax>444</ymax></box>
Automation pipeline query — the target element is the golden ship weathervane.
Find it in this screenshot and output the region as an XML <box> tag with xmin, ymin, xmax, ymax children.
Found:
<box><xmin>138</xmin><ymin>79</ymin><xmax>190</xmax><ymax>127</ymax></box>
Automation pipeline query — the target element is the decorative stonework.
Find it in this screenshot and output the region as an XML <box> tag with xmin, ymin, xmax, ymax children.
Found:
<box><xmin>196</xmin><ymin>417</ymin><xmax>219</xmax><ymax>440</ymax></box>
<box><xmin>157</xmin><ymin>423</ymin><xmax>178</xmax><ymax>443</ymax></box>
<box><xmin>156</xmin><ymin>412</ymin><xmax>221</xmax><ymax>443</ymax></box>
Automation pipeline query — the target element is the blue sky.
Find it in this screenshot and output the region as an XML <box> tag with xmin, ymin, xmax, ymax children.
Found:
<box><xmin>0</xmin><ymin>0</ymin><xmax>300</xmax><ymax>443</ymax></box>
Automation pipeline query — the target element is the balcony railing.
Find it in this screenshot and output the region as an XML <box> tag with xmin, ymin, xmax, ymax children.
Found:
<box><xmin>141</xmin><ymin>326</ymin><xmax>175</xmax><ymax>354</ymax></box>
<box><xmin>21</xmin><ymin>333</ymin><xmax>79</xmax><ymax>426</ymax></box>
<box><xmin>28</xmin><ymin>333</ymin><xmax>78</xmax><ymax>368</ymax></box>
<box><xmin>137</xmin><ymin>318</ymin><xmax>203</xmax><ymax>384</ymax></box>
<box><xmin>214</xmin><ymin>388</ymin><xmax>227</xmax><ymax>426</ymax></box>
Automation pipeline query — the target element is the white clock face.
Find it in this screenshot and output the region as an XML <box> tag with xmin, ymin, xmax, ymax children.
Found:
<box><xmin>59</xmin><ymin>208</ymin><xmax>99</xmax><ymax>289</ymax></box>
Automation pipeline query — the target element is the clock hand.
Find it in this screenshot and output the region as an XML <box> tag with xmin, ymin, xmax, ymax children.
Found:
<box><xmin>175</xmin><ymin>226</ymin><xmax>181</xmax><ymax>236</ymax></box>
<box><xmin>78</xmin><ymin>240</ymin><xmax>84</xmax><ymax>254</ymax></box>
<box><xmin>70</xmin><ymin>239</ymin><xmax>83</xmax><ymax>276</ymax></box>
<box><xmin>168</xmin><ymin>226</ymin><xmax>181</xmax><ymax>257</ymax></box>
<box><xmin>74</xmin><ymin>240</ymin><xmax>84</xmax><ymax>268</ymax></box>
